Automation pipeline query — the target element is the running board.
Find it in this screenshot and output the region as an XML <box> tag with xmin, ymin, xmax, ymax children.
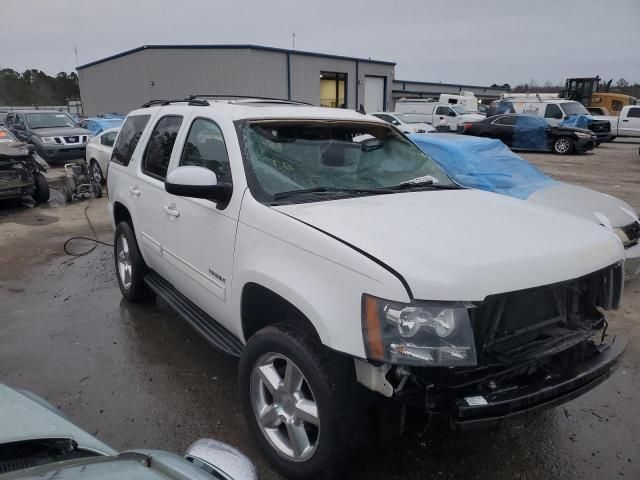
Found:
<box><xmin>144</xmin><ymin>272</ymin><xmax>244</xmax><ymax>357</ymax></box>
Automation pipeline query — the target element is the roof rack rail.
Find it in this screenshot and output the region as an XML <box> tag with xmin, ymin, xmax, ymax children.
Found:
<box><xmin>186</xmin><ymin>94</ymin><xmax>312</xmax><ymax>106</ymax></box>
<box><xmin>140</xmin><ymin>98</ymin><xmax>210</xmax><ymax>108</ymax></box>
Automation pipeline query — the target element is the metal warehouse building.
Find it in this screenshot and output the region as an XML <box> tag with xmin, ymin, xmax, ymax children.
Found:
<box><xmin>77</xmin><ymin>45</ymin><xmax>396</xmax><ymax>116</ymax></box>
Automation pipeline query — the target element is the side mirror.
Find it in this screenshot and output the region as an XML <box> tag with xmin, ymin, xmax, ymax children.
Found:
<box><xmin>185</xmin><ymin>438</ymin><xmax>257</xmax><ymax>480</ymax></box>
<box><xmin>392</xmin><ymin>120</ymin><xmax>401</xmax><ymax>126</ymax></box>
<box><xmin>165</xmin><ymin>166</ymin><xmax>232</xmax><ymax>205</ymax></box>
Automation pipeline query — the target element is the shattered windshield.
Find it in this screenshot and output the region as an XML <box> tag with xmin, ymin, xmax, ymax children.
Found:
<box><xmin>240</xmin><ymin>120</ymin><xmax>455</xmax><ymax>203</ymax></box>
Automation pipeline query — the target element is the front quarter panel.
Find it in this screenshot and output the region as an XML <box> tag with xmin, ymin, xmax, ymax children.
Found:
<box><xmin>232</xmin><ymin>194</ymin><xmax>410</xmax><ymax>358</ymax></box>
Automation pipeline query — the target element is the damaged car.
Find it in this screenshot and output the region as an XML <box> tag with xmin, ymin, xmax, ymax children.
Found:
<box><xmin>409</xmin><ymin>133</ymin><xmax>640</xmax><ymax>280</ymax></box>
<box><xmin>0</xmin><ymin>383</ymin><xmax>257</xmax><ymax>479</ymax></box>
<box><xmin>0</xmin><ymin>126</ymin><xmax>49</xmax><ymax>204</ymax></box>
<box><xmin>107</xmin><ymin>97</ymin><xmax>627</xmax><ymax>479</ymax></box>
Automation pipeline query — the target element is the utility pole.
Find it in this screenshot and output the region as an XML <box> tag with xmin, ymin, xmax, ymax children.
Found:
<box><xmin>74</xmin><ymin>45</ymin><xmax>79</xmax><ymax>67</ymax></box>
<box><xmin>292</xmin><ymin>32</ymin><xmax>295</xmax><ymax>50</ymax></box>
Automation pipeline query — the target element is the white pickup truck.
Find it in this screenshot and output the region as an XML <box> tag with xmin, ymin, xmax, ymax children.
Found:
<box><xmin>107</xmin><ymin>97</ymin><xmax>626</xmax><ymax>479</ymax></box>
<box><xmin>590</xmin><ymin>105</ymin><xmax>640</xmax><ymax>139</ymax></box>
<box><xmin>395</xmin><ymin>99</ymin><xmax>485</xmax><ymax>131</ymax></box>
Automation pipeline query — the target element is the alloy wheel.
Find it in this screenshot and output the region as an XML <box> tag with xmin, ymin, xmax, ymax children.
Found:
<box><xmin>116</xmin><ymin>234</ymin><xmax>132</xmax><ymax>290</ymax></box>
<box><xmin>250</xmin><ymin>353</ymin><xmax>320</xmax><ymax>462</ymax></box>
<box><xmin>555</xmin><ymin>138</ymin><xmax>571</xmax><ymax>153</ymax></box>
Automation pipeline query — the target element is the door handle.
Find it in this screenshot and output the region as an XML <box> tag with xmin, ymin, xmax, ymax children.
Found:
<box><xmin>129</xmin><ymin>186</ymin><xmax>141</xmax><ymax>197</ymax></box>
<box><xmin>163</xmin><ymin>204</ymin><xmax>180</xmax><ymax>217</ymax></box>
<box><xmin>622</xmin><ymin>119</ymin><xmax>629</xmax><ymax>122</ymax></box>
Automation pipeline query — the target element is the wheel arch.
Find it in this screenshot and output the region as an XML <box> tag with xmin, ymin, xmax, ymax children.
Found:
<box><xmin>113</xmin><ymin>201</ymin><xmax>133</xmax><ymax>230</ymax></box>
<box><xmin>240</xmin><ymin>282</ymin><xmax>322</xmax><ymax>344</ymax></box>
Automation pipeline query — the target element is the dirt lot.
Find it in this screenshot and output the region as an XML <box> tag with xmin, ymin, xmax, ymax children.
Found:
<box><xmin>1</xmin><ymin>140</ymin><xmax>639</xmax><ymax>479</ymax></box>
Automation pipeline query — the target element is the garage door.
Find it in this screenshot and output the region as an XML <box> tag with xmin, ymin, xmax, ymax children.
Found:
<box><xmin>364</xmin><ymin>76</ymin><xmax>385</xmax><ymax>113</ymax></box>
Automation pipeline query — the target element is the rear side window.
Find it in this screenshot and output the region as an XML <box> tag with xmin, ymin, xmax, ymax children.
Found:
<box><xmin>111</xmin><ymin>115</ymin><xmax>150</xmax><ymax>166</ymax></box>
<box><xmin>179</xmin><ymin>119</ymin><xmax>231</xmax><ymax>183</ymax></box>
<box><xmin>494</xmin><ymin>116</ymin><xmax>517</xmax><ymax>126</ymax></box>
<box><xmin>101</xmin><ymin>131</ymin><xmax>117</xmax><ymax>147</ymax></box>
<box><xmin>544</xmin><ymin>104</ymin><xmax>563</xmax><ymax>119</ymax></box>
<box><xmin>627</xmin><ymin>107</ymin><xmax>640</xmax><ymax>118</ymax></box>
<box><xmin>142</xmin><ymin>116</ymin><xmax>183</xmax><ymax>180</ymax></box>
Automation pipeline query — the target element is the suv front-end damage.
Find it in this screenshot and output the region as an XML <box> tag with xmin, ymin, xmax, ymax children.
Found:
<box><xmin>359</xmin><ymin>262</ymin><xmax>626</xmax><ymax>430</ymax></box>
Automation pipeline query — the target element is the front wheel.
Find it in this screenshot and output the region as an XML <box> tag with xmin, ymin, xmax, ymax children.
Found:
<box><xmin>32</xmin><ymin>172</ymin><xmax>50</xmax><ymax>203</ymax></box>
<box><xmin>552</xmin><ymin>136</ymin><xmax>574</xmax><ymax>155</ymax></box>
<box><xmin>239</xmin><ymin>324</ymin><xmax>358</xmax><ymax>479</ymax></box>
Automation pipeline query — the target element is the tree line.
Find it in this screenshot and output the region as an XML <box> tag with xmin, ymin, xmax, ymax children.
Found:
<box><xmin>0</xmin><ymin>68</ymin><xmax>80</xmax><ymax>106</ymax></box>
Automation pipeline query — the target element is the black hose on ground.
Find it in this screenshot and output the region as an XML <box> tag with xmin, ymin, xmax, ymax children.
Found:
<box><xmin>63</xmin><ymin>200</ymin><xmax>113</xmax><ymax>256</ymax></box>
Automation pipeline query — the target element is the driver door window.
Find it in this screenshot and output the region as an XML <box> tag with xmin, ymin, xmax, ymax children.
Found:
<box><xmin>179</xmin><ymin>119</ymin><xmax>231</xmax><ymax>183</ymax></box>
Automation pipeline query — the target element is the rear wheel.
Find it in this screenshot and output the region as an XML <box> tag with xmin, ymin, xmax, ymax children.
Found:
<box><xmin>553</xmin><ymin>136</ymin><xmax>573</xmax><ymax>155</ymax></box>
<box><xmin>32</xmin><ymin>172</ymin><xmax>50</xmax><ymax>204</ymax></box>
<box><xmin>114</xmin><ymin>222</ymin><xmax>154</xmax><ymax>302</ymax></box>
<box><xmin>90</xmin><ymin>159</ymin><xmax>105</xmax><ymax>185</ymax></box>
<box><xmin>240</xmin><ymin>324</ymin><xmax>358</xmax><ymax>479</ymax></box>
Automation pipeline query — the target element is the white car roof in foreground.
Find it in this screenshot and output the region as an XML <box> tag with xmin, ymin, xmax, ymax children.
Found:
<box><xmin>130</xmin><ymin>101</ymin><xmax>386</xmax><ymax>123</ymax></box>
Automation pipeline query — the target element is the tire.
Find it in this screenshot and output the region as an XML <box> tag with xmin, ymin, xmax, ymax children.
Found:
<box><xmin>32</xmin><ymin>172</ymin><xmax>50</xmax><ymax>204</ymax></box>
<box><xmin>114</xmin><ymin>221</ymin><xmax>154</xmax><ymax>302</ymax></box>
<box><xmin>552</xmin><ymin>136</ymin><xmax>574</xmax><ymax>155</ymax></box>
<box><xmin>239</xmin><ymin>324</ymin><xmax>358</xmax><ymax>479</ymax></box>
<box><xmin>90</xmin><ymin>159</ymin><xmax>105</xmax><ymax>185</ymax></box>
<box><xmin>92</xmin><ymin>180</ymin><xmax>103</xmax><ymax>199</ymax></box>
<box><xmin>610</xmin><ymin>136</ymin><xmax>617</xmax><ymax>142</ymax></box>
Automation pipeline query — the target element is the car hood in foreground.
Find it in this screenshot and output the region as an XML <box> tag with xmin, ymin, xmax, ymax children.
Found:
<box><xmin>528</xmin><ymin>183</ymin><xmax>639</xmax><ymax>228</ymax></box>
<box><xmin>275</xmin><ymin>189</ymin><xmax>623</xmax><ymax>301</ymax></box>
<box><xmin>0</xmin><ymin>384</ymin><xmax>115</xmax><ymax>455</ymax></box>
<box><xmin>31</xmin><ymin>127</ymin><xmax>91</xmax><ymax>137</ymax></box>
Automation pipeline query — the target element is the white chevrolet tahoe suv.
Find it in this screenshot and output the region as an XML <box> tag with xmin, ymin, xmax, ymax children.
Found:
<box><xmin>108</xmin><ymin>97</ymin><xmax>627</xmax><ymax>479</ymax></box>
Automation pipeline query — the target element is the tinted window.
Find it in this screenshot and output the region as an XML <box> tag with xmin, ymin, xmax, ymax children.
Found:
<box><xmin>142</xmin><ymin>116</ymin><xmax>183</xmax><ymax>180</ymax></box>
<box><xmin>180</xmin><ymin>119</ymin><xmax>231</xmax><ymax>183</ymax></box>
<box><xmin>435</xmin><ymin>106</ymin><xmax>449</xmax><ymax>115</ymax></box>
<box><xmin>544</xmin><ymin>104</ymin><xmax>563</xmax><ymax>119</ymax></box>
<box><xmin>101</xmin><ymin>131</ymin><xmax>117</xmax><ymax>147</ymax></box>
<box><xmin>494</xmin><ymin>116</ymin><xmax>517</xmax><ymax>126</ymax></box>
<box><xmin>627</xmin><ymin>107</ymin><xmax>640</xmax><ymax>118</ymax></box>
<box><xmin>5</xmin><ymin>113</ymin><xmax>14</xmax><ymax>125</ymax></box>
<box><xmin>14</xmin><ymin>114</ymin><xmax>24</xmax><ymax>127</ymax></box>
<box><xmin>111</xmin><ymin>115</ymin><xmax>150</xmax><ymax>166</ymax></box>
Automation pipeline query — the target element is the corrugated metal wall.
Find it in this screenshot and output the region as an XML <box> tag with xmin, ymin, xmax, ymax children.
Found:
<box><xmin>78</xmin><ymin>47</ymin><xmax>395</xmax><ymax>116</ymax></box>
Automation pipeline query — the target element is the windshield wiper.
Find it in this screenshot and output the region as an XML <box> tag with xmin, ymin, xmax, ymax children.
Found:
<box><xmin>385</xmin><ymin>176</ymin><xmax>462</xmax><ymax>191</ymax></box>
<box><xmin>273</xmin><ymin>186</ymin><xmax>387</xmax><ymax>200</ymax></box>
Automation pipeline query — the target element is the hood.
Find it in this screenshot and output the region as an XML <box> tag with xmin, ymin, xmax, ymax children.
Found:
<box><xmin>552</xmin><ymin>125</ymin><xmax>593</xmax><ymax>135</ymax></box>
<box><xmin>528</xmin><ymin>183</ymin><xmax>639</xmax><ymax>228</ymax></box>
<box><xmin>31</xmin><ymin>127</ymin><xmax>91</xmax><ymax>137</ymax></box>
<box><xmin>460</xmin><ymin>113</ymin><xmax>485</xmax><ymax>122</ymax></box>
<box><xmin>0</xmin><ymin>384</ymin><xmax>115</xmax><ymax>455</ymax></box>
<box><xmin>274</xmin><ymin>189</ymin><xmax>623</xmax><ymax>301</ymax></box>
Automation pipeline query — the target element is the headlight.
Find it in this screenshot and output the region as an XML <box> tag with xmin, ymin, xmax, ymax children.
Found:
<box><xmin>40</xmin><ymin>136</ymin><xmax>56</xmax><ymax>144</ymax></box>
<box><xmin>613</xmin><ymin>227</ymin><xmax>630</xmax><ymax>245</ymax></box>
<box><xmin>362</xmin><ymin>295</ymin><xmax>477</xmax><ymax>367</ymax></box>
<box><xmin>575</xmin><ymin>132</ymin><xmax>590</xmax><ymax>139</ymax></box>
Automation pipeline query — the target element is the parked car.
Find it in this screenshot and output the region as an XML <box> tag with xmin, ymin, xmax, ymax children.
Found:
<box><xmin>409</xmin><ymin>133</ymin><xmax>640</xmax><ymax>279</ymax></box>
<box><xmin>4</xmin><ymin>110</ymin><xmax>91</xmax><ymax>164</ymax></box>
<box><xmin>0</xmin><ymin>111</ymin><xmax>7</xmax><ymax>126</ymax></box>
<box><xmin>589</xmin><ymin>105</ymin><xmax>640</xmax><ymax>140</ymax></box>
<box><xmin>0</xmin><ymin>383</ymin><xmax>257</xmax><ymax>479</ymax></box>
<box><xmin>462</xmin><ymin>113</ymin><xmax>597</xmax><ymax>154</ymax></box>
<box><xmin>395</xmin><ymin>99</ymin><xmax>485</xmax><ymax>131</ymax></box>
<box><xmin>487</xmin><ymin>96</ymin><xmax>612</xmax><ymax>143</ymax></box>
<box><xmin>86</xmin><ymin>127</ymin><xmax>119</xmax><ymax>184</ymax></box>
<box><xmin>370</xmin><ymin>112</ymin><xmax>435</xmax><ymax>134</ymax></box>
<box><xmin>108</xmin><ymin>97</ymin><xmax>626</xmax><ymax>479</ymax></box>
<box><xmin>0</xmin><ymin>126</ymin><xmax>49</xmax><ymax>204</ymax></box>
<box><xmin>79</xmin><ymin>116</ymin><xmax>124</xmax><ymax>135</ymax></box>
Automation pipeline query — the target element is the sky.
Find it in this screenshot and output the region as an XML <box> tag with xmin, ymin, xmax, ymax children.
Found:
<box><xmin>2</xmin><ymin>0</ymin><xmax>639</xmax><ymax>86</ymax></box>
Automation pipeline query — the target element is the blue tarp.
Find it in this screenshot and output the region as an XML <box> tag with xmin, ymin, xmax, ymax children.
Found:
<box><xmin>409</xmin><ymin>134</ymin><xmax>558</xmax><ymax>200</ymax></box>
<box><xmin>512</xmin><ymin>115</ymin><xmax>549</xmax><ymax>150</ymax></box>
<box><xmin>559</xmin><ymin>114</ymin><xmax>593</xmax><ymax>129</ymax></box>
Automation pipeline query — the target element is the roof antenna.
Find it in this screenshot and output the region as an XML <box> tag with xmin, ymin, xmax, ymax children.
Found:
<box><xmin>357</xmin><ymin>104</ymin><xmax>366</xmax><ymax>115</ymax></box>
<box><xmin>292</xmin><ymin>32</ymin><xmax>295</xmax><ymax>50</ymax></box>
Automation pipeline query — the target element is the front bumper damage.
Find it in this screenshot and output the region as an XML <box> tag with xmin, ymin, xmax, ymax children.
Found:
<box><xmin>449</xmin><ymin>335</ymin><xmax>626</xmax><ymax>430</ymax></box>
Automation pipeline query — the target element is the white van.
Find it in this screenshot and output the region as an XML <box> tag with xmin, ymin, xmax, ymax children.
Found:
<box><xmin>395</xmin><ymin>99</ymin><xmax>484</xmax><ymax>131</ymax></box>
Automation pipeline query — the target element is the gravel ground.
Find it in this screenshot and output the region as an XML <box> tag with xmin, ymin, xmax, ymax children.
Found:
<box><xmin>1</xmin><ymin>139</ymin><xmax>639</xmax><ymax>479</ymax></box>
